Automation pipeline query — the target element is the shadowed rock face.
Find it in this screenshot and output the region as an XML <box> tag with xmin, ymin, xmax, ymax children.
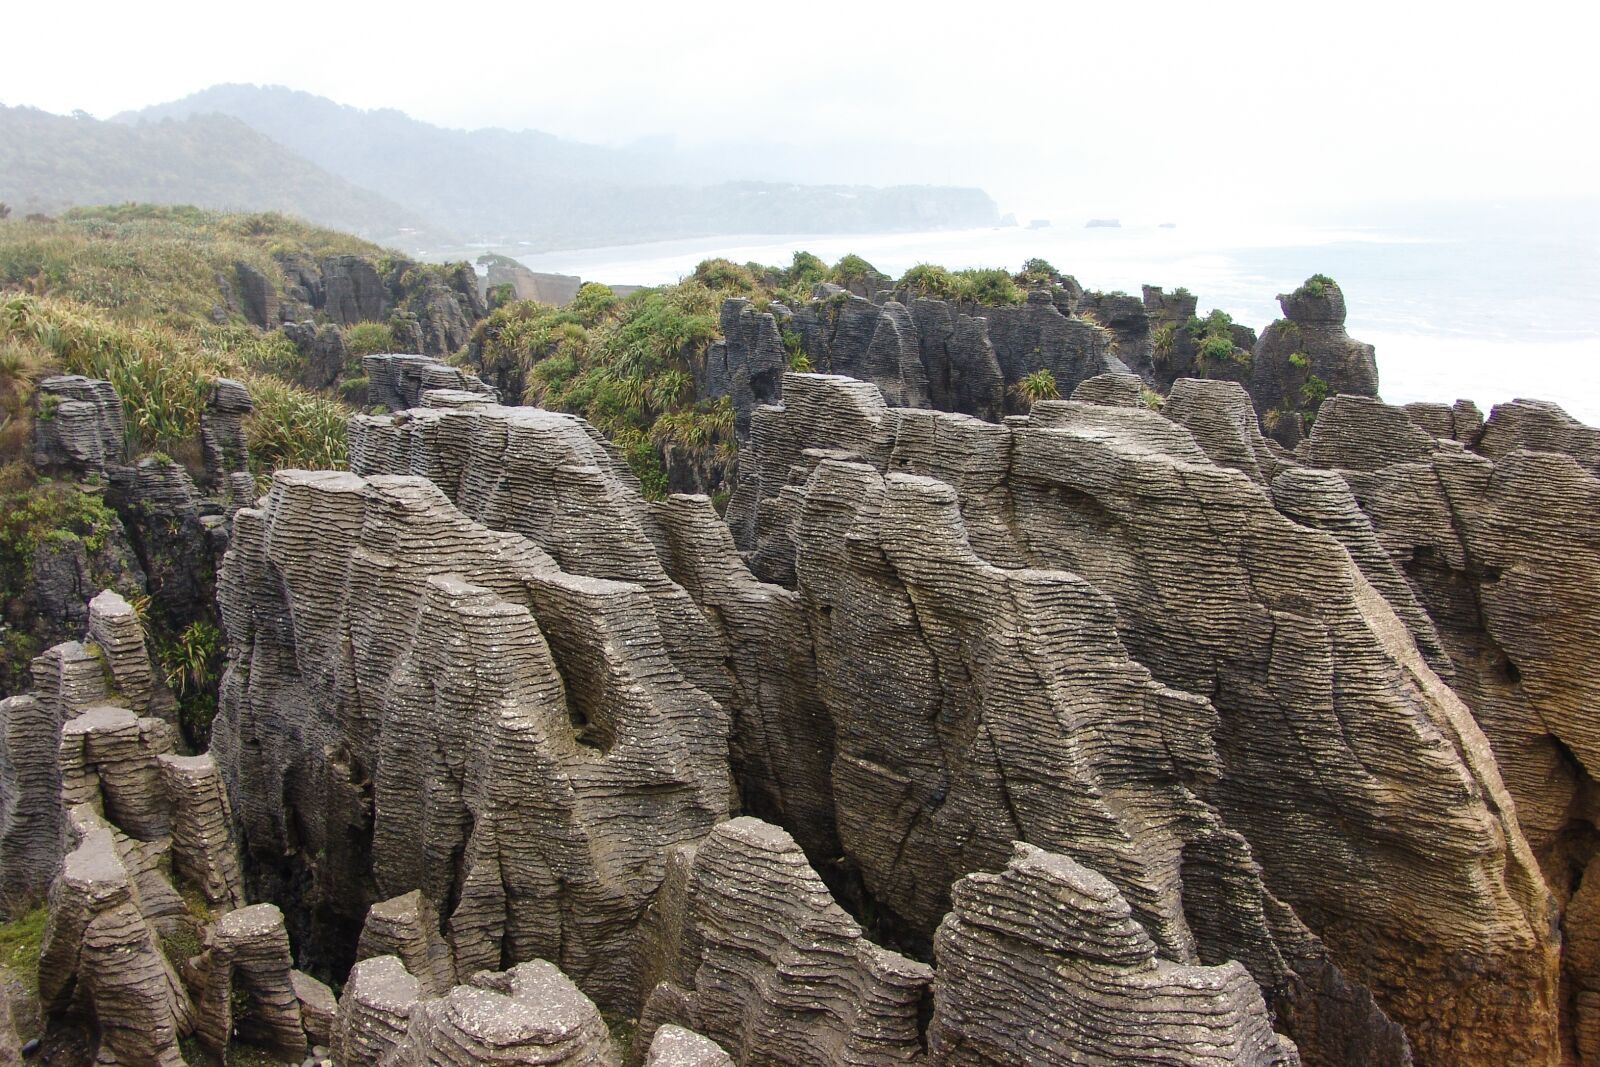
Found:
<box><xmin>1306</xmin><ymin>393</ymin><xmax>1600</xmax><ymax>1062</ymax></box>
<box><xmin>347</xmin><ymin>398</ymin><xmax>838</xmax><ymax>867</ymax></box>
<box><xmin>362</xmin><ymin>353</ymin><xmax>496</xmax><ymax>411</ymax></box>
<box><xmin>636</xmin><ymin>817</ymin><xmax>932</xmax><ymax>1066</ymax></box>
<box><xmin>712</xmin><ymin>289</ymin><xmax>1126</xmax><ymax>437</ymax></box>
<box><xmin>1251</xmin><ymin>279</ymin><xmax>1379</xmax><ymax>446</ymax></box>
<box><xmin>929</xmin><ymin>844</ymin><xmax>1300</xmax><ymax>1065</ymax></box>
<box><xmin>733</xmin><ymin>372</ymin><xmax>1556</xmax><ymax>1066</ymax></box>
<box><xmin>212</xmin><ymin>470</ymin><xmax>728</xmax><ymax>1009</ymax></box>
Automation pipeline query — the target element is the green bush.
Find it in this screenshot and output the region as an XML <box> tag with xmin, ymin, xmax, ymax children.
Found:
<box><xmin>1013</xmin><ymin>368</ymin><xmax>1060</xmax><ymax>405</ymax></box>
<box><xmin>342</xmin><ymin>321</ymin><xmax>395</xmax><ymax>358</ymax></box>
<box><xmin>1302</xmin><ymin>274</ymin><xmax>1336</xmax><ymax>298</ymax></box>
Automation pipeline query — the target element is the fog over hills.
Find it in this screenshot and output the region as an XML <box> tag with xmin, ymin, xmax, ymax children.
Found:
<box><xmin>103</xmin><ymin>84</ymin><xmax>998</xmax><ymax>252</ymax></box>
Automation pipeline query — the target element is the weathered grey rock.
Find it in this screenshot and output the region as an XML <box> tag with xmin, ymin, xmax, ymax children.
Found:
<box><xmin>200</xmin><ymin>377</ymin><xmax>253</xmax><ymax>493</ymax></box>
<box><xmin>334</xmin><ymin>956</ymin><xmax>421</xmax><ymax>1067</ymax></box>
<box><xmin>1474</xmin><ymin>397</ymin><xmax>1600</xmax><ymax>470</ymax></box>
<box><xmin>1306</xmin><ymin>393</ymin><xmax>1600</xmax><ymax>1061</ymax></box>
<box><xmin>1164</xmin><ymin>377</ymin><xmax>1285</xmax><ymax>484</ymax></box>
<box><xmin>1250</xmin><ymin>278</ymin><xmax>1378</xmax><ymax>444</ymax></box>
<box><xmin>927</xmin><ymin>844</ymin><xmax>1300</xmax><ymax>1065</ymax></box>
<box><xmin>362</xmin><ymin>354</ymin><xmax>496</xmax><ymax>412</ymax></box>
<box><xmin>85</xmin><ymin>589</ymin><xmax>157</xmax><ymax>713</ymax></box>
<box><xmin>732</xmin><ymin>373</ymin><xmax>1555</xmax><ymax>1065</ymax></box>
<box><xmin>640</xmin><ymin>1025</ymin><xmax>732</xmax><ymax>1067</ymax></box>
<box><xmin>233</xmin><ymin>262</ymin><xmax>279</xmax><ymax>329</ymax></box>
<box><xmin>1069</xmin><ymin>369</ymin><xmax>1143</xmax><ymax>407</ymax></box>
<box><xmin>193</xmin><ymin>903</ymin><xmax>307</xmax><ymax>1061</ymax></box>
<box><xmin>0</xmin><ymin>694</ymin><xmax>68</xmax><ymax>912</ymax></box>
<box><xmin>356</xmin><ymin>891</ymin><xmax>456</xmax><ymax>998</ymax></box>
<box><xmin>213</xmin><ymin>471</ymin><xmax>727</xmax><ymax>1008</ymax></box>
<box><xmin>638</xmin><ymin>818</ymin><xmax>930</xmax><ymax>1066</ymax></box>
<box><xmin>158</xmin><ymin>753</ymin><xmax>245</xmax><ymax>910</ymax></box>
<box><xmin>58</xmin><ymin>705</ymin><xmax>173</xmax><ymax>841</ymax></box>
<box><xmin>322</xmin><ymin>256</ymin><xmax>389</xmax><ymax>326</ymax></box>
<box><xmin>37</xmin><ymin>827</ymin><xmax>192</xmax><ymax>1067</ymax></box>
<box><xmin>30</xmin><ymin>376</ymin><xmax>125</xmax><ymax>476</ymax></box>
<box><xmin>292</xmin><ymin>970</ymin><xmax>338</xmax><ymax>1049</ymax></box>
<box><xmin>281</xmin><ymin>321</ymin><xmax>350</xmax><ymax>391</ymax></box>
<box><xmin>393</xmin><ymin>961</ymin><xmax>618</xmax><ymax>1067</ymax></box>
<box><xmin>1</xmin><ymin>639</ymin><xmax>119</xmax><ymax>911</ymax></box>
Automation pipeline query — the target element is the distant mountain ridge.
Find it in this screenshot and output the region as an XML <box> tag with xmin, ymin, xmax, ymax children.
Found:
<box><xmin>116</xmin><ymin>85</ymin><xmax>1001</xmax><ymax>252</ymax></box>
<box><xmin>0</xmin><ymin>105</ymin><xmax>440</xmax><ymax>244</ymax></box>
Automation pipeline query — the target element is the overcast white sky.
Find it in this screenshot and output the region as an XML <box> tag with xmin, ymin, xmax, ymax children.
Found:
<box><xmin>3</xmin><ymin>0</ymin><xmax>1596</xmax><ymax>218</ymax></box>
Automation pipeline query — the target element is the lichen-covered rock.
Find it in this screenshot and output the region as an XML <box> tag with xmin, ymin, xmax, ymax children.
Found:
<box><xmin>213</xmin><ymin>471</ymin><xmax>727</xmax><ymax>1008</ymax></box>
<box><xmin>37</xmin><ymin>827</ymin><xmax>193</xmax><ymax>1067</ymax></box>
<box><xmin>640</xmin><ymin>1025</ymin><xmax>732</xmax><ymax>1067</ymax></box>
<box><xmin>929</xmin><ymin>844</ymin><xmax>1300</xmax><ymax>1065</ymax></box>
<box><xmin>638</xmin><ymin>817</ymin><xmax>930</xmax><ymax>1066</ymax></box>
<box><xmin>393</xmin><ymin>961</ymin><xmax>618</xmax><ymax>1067</ymax></box>
<box><xmin>31</xmin><ymin>375</ymin><xmax>125</xmax><ymax>476</ymax></box>
<box><xmin>356</xmin><ymin>891</ymin><xmax>456</xmax><ymax>998</ymax></box>
<box><xmin>334</xmin><ymin>956</ymin><xmax>421</xmax><ymax>1067</ymax></box>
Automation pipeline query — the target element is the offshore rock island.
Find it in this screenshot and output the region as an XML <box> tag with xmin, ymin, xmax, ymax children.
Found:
<box><xmin>0</xmin><ymin>210</ymin><xmax>1596</xmax><ymax>1066</ymax></box>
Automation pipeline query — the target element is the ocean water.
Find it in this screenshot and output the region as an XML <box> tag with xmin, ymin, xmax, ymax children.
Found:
<box><xmin>515</xmin><ymin>205</ymin><xmax>1600</xmax><ymax>424</ymax></box>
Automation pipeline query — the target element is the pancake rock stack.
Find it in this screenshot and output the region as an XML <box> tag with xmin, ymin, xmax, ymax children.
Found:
<box><xmin>212</xmin><ymin>465</ymin><xmax>729</xmax><ymax>1006</ymax></box>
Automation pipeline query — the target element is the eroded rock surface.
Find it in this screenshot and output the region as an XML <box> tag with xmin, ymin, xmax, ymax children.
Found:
<box><xmin>213</xmin><ymin>469</ymin><xmax>727</xmax><ymax>1008</ymax></box>
<box><xmin>928</xmin><ymin>844</ymin><xmax>1299</xmax><ymax>1065</ymax></box>
<box><xmin>637</xmin><ymin>817</ymin><xmax>931</xmax><ymax>1066</ymax></box>
<box><xmin>730</xmin><ymin>372</ymin><xmax>1555</xmax><ymax>1065</ymax></box>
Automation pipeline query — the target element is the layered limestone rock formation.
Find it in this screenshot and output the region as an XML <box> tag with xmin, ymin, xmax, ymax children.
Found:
<box><xmin>30</xmin><ymin>375</ymin><xmax>126</xmax><ymax>476</ymax></box>
<box><xmin>213</xmin><ymin>468</ymin><xmax>728</xmax><ymax>1008</ymax></box>
<box><xmin>727</xmin><ymin>371</ymin><xmax>1555</xmax><ymax>1066</ymax></box>
<box><xmin>928</xmin><ymin>844</ymin><xmax>1299</xmax><ymax>1065</ymax></box>
<box><xmin>1251</xmin><ymin>278</ymin><xmax>1379</xmax><ymax>445</ymax></box>
<box><xmin>5</xmin><ymin>588</ymin><xmax>335</xmax><ymax>1067</ymax></box>
<box><xmin>709</xmin><ymin>288</ymin><xmax>1126</xmax><ymax>437</ymax></box>
<box><xmin>1303</xmin><ymin>392</ymin><xmax>1600</xmax><ymax>1062</ymax></box>
<box><xmin>334</xmin><ymin>956</ymin><xmax>619</xmax><ymax>1067</ymax></box>
<box><xmin>198</xmin><ymin>377</ymin><xmax>252</xmax><ymax>499</ymax></box>
<box><xmin>637</xmin><ymin>818</ymin><xmax>931</xmax><ymax>1066</ymax></box>
<box><xmin>0</xmin><ymin>590</ymin><xmax>178</xmax><ymax>910</ymax></box>
<box><xmin>347</xmin><ymin>396</ymin><xmax>837</xmax><ymax>865</ymax></box>
<box><xmin>362</xmin><ymin>353</ymin><xmax>496</xmax><ymax>411</ymax></box>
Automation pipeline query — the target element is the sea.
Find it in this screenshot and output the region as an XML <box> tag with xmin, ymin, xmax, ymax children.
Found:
<box><xmin>513</xmin><ymin>200</ymin><xmax>1600</xmax><ymax>425</ymax></box>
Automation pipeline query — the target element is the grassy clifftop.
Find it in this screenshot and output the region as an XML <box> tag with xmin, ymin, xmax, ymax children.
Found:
<box><xmin>0</xmin><ymin>204</ymin><xmax>384</xmax><ymax>328</ymax></box>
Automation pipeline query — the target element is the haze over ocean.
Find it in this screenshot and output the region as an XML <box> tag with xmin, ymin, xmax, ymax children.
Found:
<box><xmin>517</xmin><ymin>199</ymin><xmax>1600</xmax><ymax>423</ymax></box>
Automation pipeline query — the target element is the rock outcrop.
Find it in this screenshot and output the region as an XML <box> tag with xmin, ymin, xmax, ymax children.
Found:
<box><xmin>334</xmin><ymin>956</ymin><xmax>619</xmax><ymax>1067</ymax></box>
<box><xmin>637</xmin><ymin>818</ymin><xmax>931</xmax><ymax>1066</ymax></box>
<box><xmin>362</xmin><ymin>354</ymin><xmax>496</xmax><ymax>412</ymax></box>
<box><xmin>711</xmin><ymin>288</ymin><xmax>1126</xmax><ymax>437</ymax></box>
<box><xmin>928</xmin><ymin>844</ymin><xmax>1300</xmax><ymax>1065</ymax></box>
<box><xmin>1305</xmin><ymin>392</ymin><xmax>1600</xmax><ymax>1062</ymax></box>
<box><xmin>199</xmin><ymin>377</ymin><xmax>252</xmax><ymax>495</ymax></box>
<box><xmin>728</xmin><ymin>371</ymin><xmax>1555</xmax><ymax>1065</ymax></box>
<box><xmin>1251</xmin><ymin>278</ymin><xmax>1378</xmax><ymax>445</ymax></box>
<box><xmin>30</xmin><ymin>375</ymin><xmax>126</xmax><ymax>477</ymax></box>
<box><xmin>213</xmin><ymin>469</ymin><xmax>727</xmax><ymax>1009</ymax></box>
